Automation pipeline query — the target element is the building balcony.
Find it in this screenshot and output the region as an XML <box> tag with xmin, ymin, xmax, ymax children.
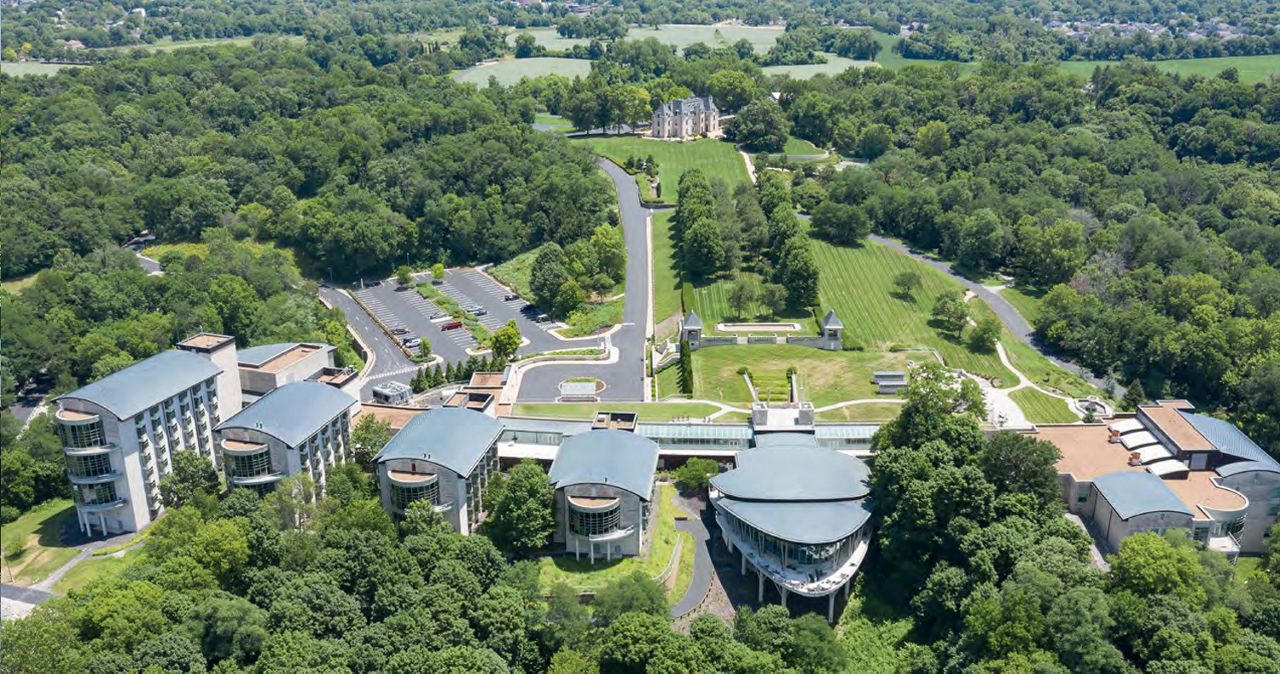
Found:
<box><xmin>221</xmin><ymin>439</ymin><xmax>267</xmax><ymax>455</ymax></box>
<box><xmin>1207</xmin><ymin>532</ymin><xmax>1241</xmax><ymax>558</ymax></box>
<box><xmin>716</xmin><ymin>511</ymin><xmax>870</xmax><ymax>598</ymax></box>
<box><xmin>56</xmin><ymin>409</ymin><xmax>100</xmax><ymax>425</ymax></box>
<box><xmin>228</xmin><ymin>471</ymin><xmax>285</xmax><ymax>487</ymax></box>
<box><xmin>63</xmin><ymin>443</ymin><xmax>116</xmax><ymax>457</ymax></box>
<box><xmin>433</xmin><ymin>501</ymin><xmax>454</xmax><ymax>513</ymax></box>
<box><xmin>388</xmin><ymin>470</ymin><xmax>438</xmax><ymax>488</ymax></box>
<box><xmin>68</xmin><ymin>470</ymin><xmax>121</xmax><ymax>486</ymax></box>
<box><xmin>577</xmin><ymin>525</ymin><xmax>636</xmax><ymax>543</ymax></box>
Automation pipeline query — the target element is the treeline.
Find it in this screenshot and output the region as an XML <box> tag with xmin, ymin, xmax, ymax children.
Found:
<box><xmin>0</xmin><ymin>467</ymin><xmax>849</xmax><ymax>673</ymax></box>
<box><xmin>0</xmin><ymin>230</ymin><xmax>362</xmax><ymax>522</ymax></box>
<box><xmin>529</xmin><ymin>225</ymin><xmax>627</xmax><ymax>319</ymax></box>
<box><xmin>756</xmin><ymin>61</ymin><xmax>1280</xmax><ymax>453</ymax></box>
<box><xmin>869</xmin><ymin>363</ymin><xmax>1280</xmax><ymax>671</ymax></box>
<box><xmin>1</xmin><ymin>36</ymin><xmax>613</xmax><ymax>281</ymax></box>
<box><xmin>673</xmin><ymin>169</ymin><xmax>819</xmax><ymax>316</ymax></box>
<box><xmin>762</xmin><ymin>23</ymin><xmax>882</xmax><ymax>65</ymax></box>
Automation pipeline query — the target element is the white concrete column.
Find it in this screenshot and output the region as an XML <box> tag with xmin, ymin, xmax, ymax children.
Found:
<box><xmin>99</xmin><ymin>512</ymin><xmax>107</xmax><ymax>535</ymax></box>
<box><xmin>574</xmin><ymin>537</ymin><xmax>579</xmax><ymax>561</ymax></box>
<box><xmin>780</xmin><ymin>586</ymin><xmax>788</xmax><ymax>609</ymax></box>
<box><xmin>740</xmin><ymin>552</ymin><xmax>746</xmax><ymax>575</ymax></box>
<box><xmin>828</xmin><ymin>593</ymin><xmax>835</xmax><ymax>623</ymax></box>
<box><xmin>844</xmin><ymin>579</ymin><xmax>851</xmax><ymax>600</ymax></box>
<box><xmin>757</xmin><ymin>570</ymin><xmax>764</xmax><ymax>602</ymax></box>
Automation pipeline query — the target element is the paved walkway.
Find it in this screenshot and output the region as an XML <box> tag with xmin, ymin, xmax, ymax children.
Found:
<box><xmin>670</xmin><ymin>496</ymin><xmax>715</xmax><ymax>618</ymax></box>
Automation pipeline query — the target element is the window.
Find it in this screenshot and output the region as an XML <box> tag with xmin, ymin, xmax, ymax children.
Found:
<box><xmin>392</xmin><ymin>482</ymin><xmax>439</xmax><ymax>511</ymax></box>
<box><xmin>58</xmin><ymin>420</ymin><xmax>106</xmax><ymax>449</ymax></box>
<box><xmin>74</xmin><ymin>482</ymin><xmax>118</xmax><ymax>506</ymax></box>
<box><xmin>66</xmin><ymin>453</ymin><xmax>112</xmax><ymax>478</ymax></box>
<box><xmin>226</xmin><ymin>451</ymin><xmax>272</xmax><ymax>479</ymax></box>
<box><xmin>570</xmin><ymin>504</ymin><xmax>621</xmax><ymax>537</ymax></box>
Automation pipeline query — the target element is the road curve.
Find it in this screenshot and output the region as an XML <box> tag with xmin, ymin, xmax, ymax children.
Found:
<box><xmin>516</xmin><ymin>159</ymin><xmax>649</xmax><ymax>402</ymax></box>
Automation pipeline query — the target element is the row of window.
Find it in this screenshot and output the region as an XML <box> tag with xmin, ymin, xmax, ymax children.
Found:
<box><xmin>392</xmin><ymin>482</ymin><xmax>440</xmax><ymax>511</ymax></box>
<box><xmin>59</xmin><ymin>421</ymin><xmax>106</xmax><ymax>449</ymax></box>
<box><xmin>74</xmin><ymin>482</ymin><xmax>119</xmax><ymax>506</ymax></box>
<box><xmin>569</xmin><ymin>504</ymin><xmax>622</xmax><ymax>537</ymax></box>
<box><xmin>66</xmin><ymin>453</ymin><xmax>113</xmax><ymax>478</ymax></box>
<box><xmin>226</xmin><ymin>451</ymin><xmax>273</xmax><ymax>480</ymax></box>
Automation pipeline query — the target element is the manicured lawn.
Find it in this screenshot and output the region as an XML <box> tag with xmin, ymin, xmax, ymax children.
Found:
<box><xmin>815</xmin><ymin>402</ymin><xmax>903</xmax><ymax>422</ymax></box>
<box><xmin>1001</xmin><ymin>286</ymin><xmax>1045</xmax><ymax>325</ymax></box>
<box><xmin>54</xmin><ymin>547</ymin><xmax>144</xmax><ymax>594</ymax></box>
<box><xmin>1002</xmin><ymin>338</ymin><xmax>1102</xmax><ymax>399</ymax></box>
<box><xmin>538</xmin><ymin>484</ymin><xmax>685</xmax><ymax>593</ymax></box>
<box><xmin>1010</xmin><ymin>388</ymin><xmax>1079</xmax><ymax>424</ymax></box>
<box><xmin>533</xmin><ymin>113</ymin><xmax>575</xmax><ymax>132</ymax></box>
<box><xmin>626</xmin><ymin>24</ymin><xmax>785</xmax><ymax>53</ymax></box>
<box><xmin>783</xmin><ymin>136</ymin><xmax>823</xmax><ymax>155</ymax></box>
<box><xmin>1</xmin><ymin>61</ymin><xmax>89</xmax><ymax>77</ymax></box>
<box><xmin>489</xmin><ymin>246</ymin><xmax>542</xmax><ymax>299</ymax></box>
<box><xmin>507</xmin><ymin>27</ymin><xmax>588</xmax><ymax>52</ymax></box>
<box><xmin>1</xmin><ymin>272</ymin><xmax>39</xmax><ymax>294</ymax></box>
<box><xmin>1</xmin><ymin>499</ymin><xmax>78</xmax><ymax>586</ymax></box>
<box><xmin>454</xmin><ymin>57</ymin><xmax>590</xmax><ymax>86</ymax></box>
<box><xmin>669</xmin><ymin>530</ymin><xmax>697</xmax><ymax>603</ymax></box>
<box><xmin>652</xmin><ymin>210</ymin><xmax>682</xmax><ymax>326</ymax></box>
<box><xmin>763</xmin><ymin>53</ymin><xmax>873</xmax><ymax>79</ymax></box>
<box><xmin>692</xmin><ymin>345</ymin><xmax>914</xmax><ymax>407</ymax></box>
<box><xmin>654</xmin><ymin>365</ymin><xmax>684</xmax><ymax>400</ymax></box>
<box><xmin>687</xmin><ymin>273</ymin><xmax>816</xmax><ymax>334</ymax></box>
<box><xmin>1058</xmin><ymin>54</ymin><xmax>1280</xmax><ymax>84</ymax></box>
<box><xmin>511</xmin><ymin>402</ymin><xmax>723</xmax><ymax>421</ymax></box>
<box><xmin>574</xmin><ymin>136</ymin><xmax>750</xmax><ymax>204</ymax></box>
<box><xmin>812</xmin><ymin>239</ymin><xmax>1017</xmax><ymax>385</ymax></box>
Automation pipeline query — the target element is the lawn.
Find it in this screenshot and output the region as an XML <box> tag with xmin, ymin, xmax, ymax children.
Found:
<box><xmin>1000</xmin><ymin>286</ymin><xmax>1045</xmax><ymax>325</ymax></box>
<box><xmin>763</xmin><ymin>53</ymin><xmax>873</xmax><ymax>79</ymax></box>
<box><xmin>686</xmin><ymin>273</ymin><xmax>816</xmax><ymax>333</ymax></box>
<box><xmin>538</xmin><ymin>484</ymin><xmax>686</xmax><ymax>593</ymax></box>
<box><xmin>454</xmin><ymin>57</ymin><xmax>591</xmax><ymax>86</ymax></box>
<box><xmin>99</xmin><ymin>35</ymin><xmax>304</xmax><ymax>52</ymax></box>
<box><xmin>561</xmin><ymin>297</ymin><xmax>624</xmax><ymax>338</ymax></box>
<box><xmin>691</xmin><ymin>345</ymin><xmax>914</xmax><ymax>407</ymax></box>
<box><xmin>1</xmin><ymin>499</ymin><xmax>78</xmax><ymax>586</ymax></box>
<box><xmin>1010</xmin><ymin>388</ymin><xmax>1080</xmax><ymax>424</ymax></box>
<box><xmin>534</xmin><ymin>113</ymin><xmax>575</xmax><ymax>132</ymax></box>
<box><xmin>815</xmin><ymin>402</ymin><xmax>904</xmax><ymax>422</ymax></box>
<box><xmin>511</xmin><ymin>402</ymin><xmax>723</xmax><ymax>421</ymax></box>
<box><xmin>1002</xmin><ymin>338</ymin><xmax>1102</xmax><ymax>399</ymax></box>
<box><xmin>1058</xmin><ymin>54</ymin><xmax>1280</xmax><ymax>84</ymax></box>
<box><xmin>1</xmin><ymin>272</ymin><xmax>39</xmax><ymax>294</ymax></box>
<box><xmin>54</xmin><ymin>547</ymin><xmax>145</xmax><ymax>594</ymax></box>
<box><xmin>574</xmin><ymin>136</ymin><xmax>750</xmax><ymax>204</ymax></box>
<box><xmin>1</xmin><ymin>61</ymin><xmax>89</xmax><ymax>77</ymax></box>
<box><xmin>627</xmin><ymin>24</ymin><xmax>785</xmax><ymax>53</ymax></box>
<box><xmin>652</xmin><ymin>211</ymin><xmax>682</xmax><ymax>325</ymax></box>
<box><xmin>508</xmin><ymin>27</ymin><xmax>588</xmax><ymax>52</ymax></box>
<box><xmin>783</xmin><ymin>136</ymin><xmax>824</xmax><ymax>156</ymax></box>
<box><xmin>812</xmin><ymin>239</ymin><xmax>1017</xmax><ymax>385</ymax></box>
<box><xmin>654</xmin><ymin>365</ymin><xmax>684</xmax><ymax>400</ymax></box>
<box><xmin>669</xmin><ymin>530</ymin><xmax>697</xmax><ymax>603</ymax></box>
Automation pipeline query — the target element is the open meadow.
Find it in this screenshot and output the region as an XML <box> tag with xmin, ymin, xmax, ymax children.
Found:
<box><xmin>691</xmin><ymin>345</ymin><xmax>916</xmax><ymax>407</ymax></box>
<box><xmin>454</xmin><ymin>57</ymin><xmax>591</xmax><ymax>86</ymax></box>
<box><xmin>573</xmin><ymin>136</ymin><xmax>750</xmax><ymax>204</ymax></box>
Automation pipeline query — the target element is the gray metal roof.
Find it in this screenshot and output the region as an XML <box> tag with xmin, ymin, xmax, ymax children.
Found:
<box><xmin>751</xmin><ymin>432</ymin><xmax>819</xmax><ymax>450</ymax></box>
<box><xmin>820</xmin><ymin>309</ymin><xmax>843</xmax><ymax>330</ymax></box>
<box><xmin>549</xmin><ymin>429</ymin><xmax>659</xmax><ymax>500</ymax></box>
<box><xmin>813</xmin><ymin>424</ymin><xmax>880</xmax><ymax>440</ymax></box>
<box><xmin>1092</xmin><ymin>471</ymin><xmax>1192</xmax><ymax>520</ymax></box>
<box><xmin>637</xmin><ymin>422</ymin><xmax>752</xmax><ymax>442</ymax></box>
<box><xmin>58</xmin><ymin>350</ymin><xmax>222</xmax><ymax>420</ymax></box>
<box><xmin>237</xmin><ymin>343</ymin><xmax>297</xmax><ymax>366</ymax></box>
<box><xmin>375</xmin><ymin>407</ymin><xmax>504</xmax><ymax>476</ymax></box>
<box><xmin>1179</xmin><ymin>411</ymin><xmax>1280</xmax><ymax>469</ymax></box>
<box><xmin>501</xmin><ymin>417</ymin><xmax>593</xmax><ymax>435</ymax></box>
<box><xmin>682</xmin><ymin>310</ymin><xmax>703</xmax><ymax>330</ymax></box>
<box><xmin>216</xmin><ymin>381</ymin><xmax>356</xmax><ymax>448</ymax></box>
<box><xmin>656</xmin><ymin>96</ymin><xmax>716</xmax><ymax>117</ymax></box>
<box><xmin>1217</xmin><ymin>460</ymin><xmax>1280</xmax><ymax>478</ymax></box>
<box><xmin>718</xmin><ymin>497</ymin><xmax>872</xmax><ymax>545</ymax></box>
<box><xmin>713</xmin><ymin>446</ymin><xmax>870</xmax><ymax>501</ymax></box>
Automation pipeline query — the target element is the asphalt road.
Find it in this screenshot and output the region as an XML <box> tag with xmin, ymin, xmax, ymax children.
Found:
<box><xmin>672</xmin><ymin>512</ymin><xmax>715</xmax><ymax>618</ymax></box>
<box><xmin>516</xmin><ymin>159</ymin><xmax>649</xmax><ymax>402</ymax></box>
<box><xmin>444</xmin><ymin>268</ymin><xmax>601</xmax><ymax>356</ymax></box>
<box><xmin>1</xmin><ymin>583</ymin><xmax>53</xmax><ymax>604</ymax></box>
<box><xmin>318</xmin><ymin>286</ymin><xmax>417</xmax><ymax>400</ymax></box>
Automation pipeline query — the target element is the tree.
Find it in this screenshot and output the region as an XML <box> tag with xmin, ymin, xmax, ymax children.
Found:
<box><xmin>915</xmin><ymin>120</ymin><xmax>950</xmax><ymax>157</ymax></box>
<box><xmin>418</xmin><ymin>337</ymin><xmax>431</xmax><ymax>361</ymax></box>
<box><xmin>186</xmin><ymin>592</ymin><xmax>269</xmax><ymax>667</ymax></box>
<box><xmin>134</xmin><ymin>630</ymin><xmax>208</xmax><ymax>673</ymax></box>
<box><xmin>779</xmin><ymin>237</ymin><xmax>819</xmax><ymax>308</ymax></box>
<box><xmin>553</xmin><ymin>278</ymin><xmax>587</xmax><ymax>318</ymax></box>
<box><xmin>728</xmin><ymin>276</ymin><xmax>760</xmax><ymax>319</ymax></box>
<box><xmin>597</xmin><ymin>612</ymin><xmax>672</xmax><ymax>674</ymax></box>
<box><xmin>1109</xmin><ymin>533</ymin><xmax>1208</xmax><ymax>608</ymax></box>
<box><xmin>931</xmin><ymin>291</ymin><xmax>969</xmax><ymax>336</ymax></box>
<box><xmin>858</xmin><ymin>123</ymin><xmax>893</xmax><ymax>159</ymax></box>
<box><xmin>1121</xmin><ymin>379</ymin><xmax>1148</xmax><ymax>411</ymax></box>
<box><xmin>760</xmin><ymin>284</ymin><xmax>787</xmax><ymax>317</ymax></box>
<box><xmin>160</xmin><ymin>450</ymin><xmax>220</xmax><ymax>510</ymax></box>
<box><xmin>673</xmin><ymin>458</ymin><xmax>719</xmax><ymax>491</ymax></box>
<box><xmin>725</xmin><ymin>98</ymin><xmax>790</xmax><ymax>152</ymax></box>
<box><xmin>431</xmin><ymin>263</ymin><xmax>445</xmax><ymax>284</ymax></box>
<box><xmin>490</xmin><ymin>320</ymin><xmax>522</xmax><ymax>361</ymax></box>
<box><xmin>707</xmin><ymin>69</ymin><xmax>757</xmax><ymax>112</ymax></box>
<box><xmin>968</xmin><ymin>316</ymin><xmax>1001</xmax><ymax>353</ymax></box>
<box><xmin>483</xmin><ymin>461</ymin><xmax>554</xmax><ymax>555</ymax></box>
<box><xmin>678</xmin><ymin>338</ymin><xmax>694</xmax><ymax>396</ymax></box>
<box><xmin>592</xmin><ymin>571</ymin><xmax>668</xmax><ymax>625</ymax></box>
<box><xmin>513</xmin><ymin>33</ymin><xmax>541</xmax><ymax>58</ymax></box>
<box><xmin>894</xmin><ymin>271</ymin><xmax>922</xmax><ymax>300</ymax></box>
<box><xmin>811</xmin><ymin>200</ymin><xmax>870</xmax><ymax>245</ymax></box>
<box><xmin>980</xmin><ymin>432</ymin><xmax>1062</xmax><ymax>516</ymax></box>
<box><xmin>394</xmin><ymin>265</ymin><xmax>413</xmax><ymax>287</ymax></box>
<box><xmin>543</xmin><ymin>582</ymin><xmax>591</xmax><ymax>653</ymax></box>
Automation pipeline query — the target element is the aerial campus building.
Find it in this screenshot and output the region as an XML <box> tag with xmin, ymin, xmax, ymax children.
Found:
<box><xmin>372</xmin><ymin>407</ymin><xmax>503</xmax><ymax>534</ymax></box>
<box><xmin>1035</xmin><ymin>400</ymin><xmax>1280</xmax><ymax>556</ymax></box>
<box><xmin>651</xmin><ymin>96</ymin><xmax>720</xmax><ymax>139</ymax></box>
<box><xmin>711</xmin><ymin>433</ymin><xmax>874</xmax><ymax>622</ymax></box>
<box><xmin>54</xmin><ymin>333</ymin><xmax>359</xmax><ymax>536</ymax></box>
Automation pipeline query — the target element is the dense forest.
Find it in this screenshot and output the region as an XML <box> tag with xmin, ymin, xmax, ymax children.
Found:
<box><xmin>0</xmin><ymin>34</ymin><xmax>612</xmax><ymax>282</ymax></box>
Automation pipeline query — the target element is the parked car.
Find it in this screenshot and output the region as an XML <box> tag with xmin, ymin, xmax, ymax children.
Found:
<box><xmin>404</xmin><ymin>339</ymin><xmax>422</xmax><ymax>349</ymax></box>
<box><xmin>430</xmin><ymin>311</ymin><xmax>447</xmax><ymax>320</ymax></box>
<box><xmin>535</xmin><ymin>314</ymin><xmax>552</xmax><ymax>323</ymax></box>
<box><xmin>472</xmin><ymin>308</ymin><xmax>488</xmax><ymax>317</ymax></box>
<box><xmin>503</xmin><ymin>293</ymin><xmax>519</xmax><ymax>302</ymax></box>
<box><xmin>441</xmin><ymin>321</ymin><xmax>463</xmax><ymax>331</ymax></box>
<box><xmin>390</xmin><ymin>328</ymin><xmax>410</xmax><ymax>336</ymax></box>
<box><xmin>400</xmin><ymin>335</ymin><xmax>418</xmax><ymax>344</ymax></box>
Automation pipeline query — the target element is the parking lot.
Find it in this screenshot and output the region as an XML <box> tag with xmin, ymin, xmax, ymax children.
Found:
<box><xmin>351</xmin><ymin>283</ymin><xmax>474</xmax><ymax>364</ymax></box>
<box><xmin>442</xmin><ymin>268</ymin><xmax>591</xmax><ymax>354</ymax></box>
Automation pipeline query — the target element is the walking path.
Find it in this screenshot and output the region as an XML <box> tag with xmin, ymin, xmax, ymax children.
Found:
<box><xmin>670</xmin><ymin>496</ymin><xmax>715</xmax><ymax>619</ymax></box>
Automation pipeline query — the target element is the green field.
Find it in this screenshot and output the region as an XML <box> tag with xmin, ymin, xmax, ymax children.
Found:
<box><xmin>687</xmin><ymin>274</ymin><xmax>815</xmax><ymax>333</ymax></box>
<box><xmin>815</xmin><ymin>402</ymin><xmax>904</xmax><ymax>422</ymax></box>
<box><xmin>1002</xmin><ymin>338</ymin><xmax>1102</xmax><ymax>399</ymax></box>
<box><xmin>574</xmin><ymin>136</ymin><xmax>750</xmax><ymax>204</ymax></box>
<box><xmin>538</xmin><ymin>484</ymin><xmax>687</xmax><ymax>592</ymax></box>
<box><xmin>54</xmin><ymin>547</ymin><xmax>144</xmax><ymax>594</ymax></box>
<box><xmin>627</xmin><ymin>24</ymin><xmax>786</xmax><ymax>53</ymax></box>
<box><xmin>534</xmin><ymin>113</ymin><xmax>575</xmax><ymax>132</ymax></box>
<box><xmin>1058</xmin><ymin>54</ymin><xmax>1280</xmax><ymax>84</ymax></box>
<box><xmin>1000</xmin><ymin>286</ymin><xmax>1045</xmax><ymax>325</ymax></box>
<box><xmin>511</xmin><ymin>401</ymin><xmax>724</xmax><ymax>420</ymax></box>
<box><xmin>98</xmin><ymin>35</ymin><xmax>304</xmax><ymax>52</ymax></box>
<box><xmin>1010</xmin><ymin>388</ymin><xmax>1079</xmax><ymax>424</ymax></box>
<box><xmin>455</xmin><ymin>57</ymin><xmax>590</xmax><ymax>86</ymax></box>
<box><xmin>1</xmin><ymin>499</ymin><xmax>78</xmax><ymax>586</ymax></box>
<box><xmin>812</xmin><ymin>239</ymin><xmax>1017</xmax><ymax>385</ymax></box>
<box><xmin>652</xmin><ymin>211</ymin><xmax>682</xmax><ymax>325</ymax></box>
<box><xmin>783</xmin><ymin>136</ymin><xmax>824</xmax><ymax>155</ymax></box>
<box><xmin>0</xmin><ymin>61</ymin><xmax>88</xmax><ymax>77</ymax></box>
<box><xmin>691</xmin><ymin>344</ymin><xmax>914</xmax><ymax>407</ymax></box>
<box><xmin>508</xmin><ymin>27</ymin><xmax>589</xmax><ymax>52</ymax></box>
<box><xmin>763</xmin><ymin>53</ymin><xmax>873</xmax><ymax>79</ymax></box>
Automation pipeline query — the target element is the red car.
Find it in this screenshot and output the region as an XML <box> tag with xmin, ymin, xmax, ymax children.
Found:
<box><xmin>441</xmin><ymin>321</ymin><xmax>463</xmax><ymax>331</ymax></box>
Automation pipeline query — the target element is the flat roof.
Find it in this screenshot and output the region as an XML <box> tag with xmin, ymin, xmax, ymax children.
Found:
<box><xmin>1140</xmin><ymin>401</ymin><xmax>1212</xmax><ymax>452</ymax></box>
<box><xmin>445</xmin><ymin>391</ymin><xmax>493</xmax><ymax>410</ymax></box>
<box><xmin>353</xmin><ymin>404</ymin><xmax>425</xmax><ymax>432</ymax></box>
<box><xmin>1162</xmin><ymin>471</ymin><xmax>1247</xmax><ymax>520</ymax></box>
<box><xmin>177</xmin><ymin>333</ymin><xmax>235</xmax><ymax>351</ymax></box>
<box><xmin>375</xmin><ymin>408</ymin><xmax>504</xmax><ymax>476</ymax></box>
<box><xmin>216</xmin><ymin>381</ymin><xmax>356</xmax><ymax>447</ymax></box>
<box><xmin>549</xmin><ymin>429</ymin><xmax>659</xmax><ymax>500</ymax></box>
<box><xmin>1093</xmin><ymin>471</ymin><xmax>1192</xmax><ymax>520</ymax></box>
<box><xmin>57</xmin><ymin>350</ymin><xmax>222</xmax><ymax>420</ymax></box>
<box><xmin>467</xmin><ymin>372</ymin><xmax>505</xmax><ymax>389</ymax></box>
<box><xmin>1035</xmin><ymin>424</ymin><xmax>1140</xmax><ymax>482</ymax></box>
<box><xmin>239</xmin><ymin>343</ymin><xmax>328</xmax><ymax>373</ymax></box>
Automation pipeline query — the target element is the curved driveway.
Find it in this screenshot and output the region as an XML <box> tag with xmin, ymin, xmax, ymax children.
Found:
<box><xmin>516</xmin><ymin>159</ymin><xmax>649</xmax><ymax>402</ymax></box>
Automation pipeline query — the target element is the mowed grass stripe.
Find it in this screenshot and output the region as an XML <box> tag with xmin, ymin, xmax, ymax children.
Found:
<box><xmin>1009</xmin><ymin>388</ymin><xmax>1079</xmax><ymax>424</ymax></box>
<box><xmin>574</xmin><ymin>136</ymin><xmax>749</xmax><ymax>203</ymax></box>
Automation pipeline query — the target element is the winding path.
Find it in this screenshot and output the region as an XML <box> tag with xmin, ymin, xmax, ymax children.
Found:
<box><xmin>671</xmin><ymin>498</ymin><xmax>715</xmax><ymax>618</ymax></box>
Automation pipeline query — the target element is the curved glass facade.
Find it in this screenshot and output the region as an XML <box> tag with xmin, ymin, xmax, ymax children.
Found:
<box><xmin>59</xmin><ymin>420</ymin><xmax>106</xmax><ymax>449</ymax></box>
<box><xmin>226</xmin><ymin>451</ymin><xmax>273</xmax><ymax>480</ymax></box>
<box><xmin>66</xmin><ymin>453</ymin><xmax>113</xmax><ymax>479</ymax></box>
<box><xmin>570</xmin><ymin>504</ymin><xmax>621</xmax><ymax>537</ymax></box>
<box><xmin>392</xmin><ymin>481</ymin><xmax>440</xmax><ymax>512</ymax></box>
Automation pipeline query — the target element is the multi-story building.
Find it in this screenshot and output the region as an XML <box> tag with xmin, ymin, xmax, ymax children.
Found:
<box><xmin>710</xmin><ymin>433</ymin><xmax>874</xmax><ymax>622</ymax></box>
<box><xmin>1035</xmin><ymin>400</ymin><xmax>1280</xmax><ymax>556</ymax></box>
<box><xmin>373</xmin><ymin>408</ymin><xmax>503</xmax><ymax>534</ymax></box>
<box><xmin>651</xmin><ymin>96</ymin><xmax>720</xmax><ymax>139</ymax></box>
<box><xmin>54</xmin><ymin>333</ymin><xmax>243</xmax><ymax>536</ymax></box>
<box><xmin>548</xmin><ymin>428</ymin><xmax>660</xmax><ymax>563</ymax></box>
<box><xmin>236</xmin><ymin>342</ymin><xmax>358</xmax><ymax>401</ymax></box>
<box><xmin>214</xmin><ymin>381</ymin><xmax>359</xmax><ymax>496</ymax></box>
